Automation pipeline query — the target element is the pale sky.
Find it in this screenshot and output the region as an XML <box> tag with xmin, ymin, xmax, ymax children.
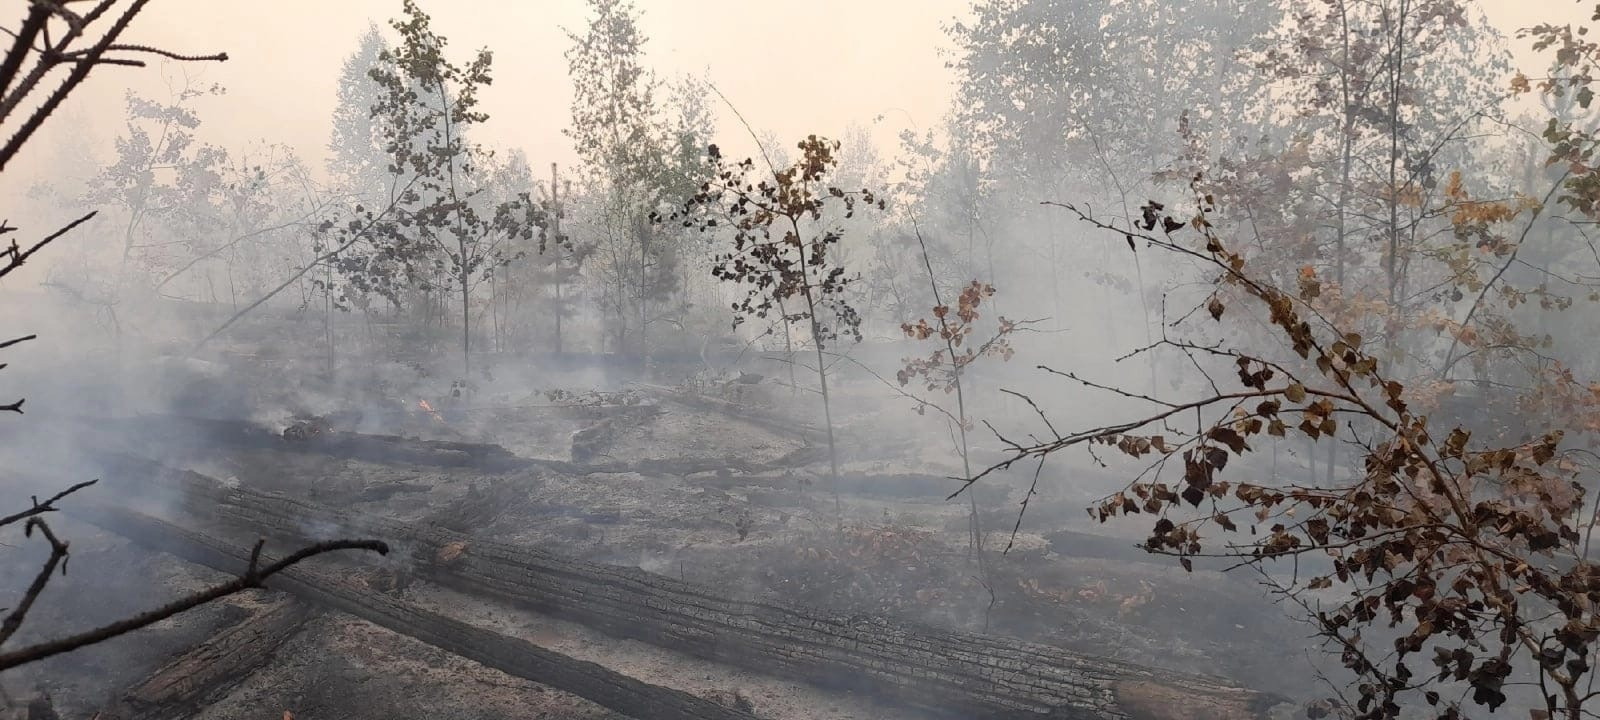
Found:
<box><xmin>5</xmin><ymin>0</ymin><xmax>1589</xmax><ymax>192</ymax></box>
<box><xmin>20</xmin><ymin>0</ymin><xmax>971</xmax><ymax>184</ymax></box>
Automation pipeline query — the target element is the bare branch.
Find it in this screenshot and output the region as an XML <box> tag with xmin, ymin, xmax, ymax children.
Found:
<box><xmin>0</xmin><ymin>479</ymin><xmax>97</xmax><ymax>529</ymax></box>
<box><xmin>0</xmin><ymin>538</ymin><xmax>388</xmax><ymax>671</ymax></box>
<box><xmin>0</xmin><ymin>517</ymin><xmax>69</xmax><ymax>647</ymax></box>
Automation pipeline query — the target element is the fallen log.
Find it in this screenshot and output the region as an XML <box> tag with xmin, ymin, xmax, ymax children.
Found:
<box><xmin>109</xmin><ymin>596</ymin><xmax>315</xmax><ymax>720</ymax></box>
<box><xmin>73</xmin><ymin>502</ymin><xmax>760</xmax><ymax>720</ymax></box>
<box><xmin>570</xmin><ymin>415</ymin><xmax>622</xmax><ymax>463</ymax></box>
<box><xmin>113</xmin><ymin>459</ymin><xmax>1288</xmax><ymax>720</ymax></box>
<box><xmin>630</xmin><ymin>382</ymin><xmax>828</xmax><ymax>444</ymax></box>
<box><xmin>83</xmin><ymin>415</ymin><xmax>535</xmax><ymax>472</ymax></box>
<box><xmin>77</xmin><ymin>414</ymin><xmax>822</xmax><ymax>480</ymax></box>
<box><xmin>688</xmin><ymin>469</ymin><xmax>1011</xmax><ymax>504</ymax></box>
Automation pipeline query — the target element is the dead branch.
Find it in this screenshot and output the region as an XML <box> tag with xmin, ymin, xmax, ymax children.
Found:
<box><xmin>0</xmin><ymin>517</ymin><xmax>69</xmax><ymax>646</ymax></box>
<box><xmin>0</xmin><ymin>1</ymin><xmax>225</xmax><ymax>172</ymax></box>
<box><xmin>0</xmin><ymin>479</ymin><xmax>97</xmax><ymax>529</ymax></box>
<box><xmin>0</xmin><ymin>211</ymin><xmax>94</xmax><ymax>280</ymax></box>
<box><xmin>0</xmin><ymin>537</ymin><xmax>387</xmax><ymax>671</ymax></box>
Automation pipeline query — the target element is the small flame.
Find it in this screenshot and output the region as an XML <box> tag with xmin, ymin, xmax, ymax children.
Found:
<box><xmin>418</xmin><ymin>399</ymin><xmax>445</xmax><ymax>423</ymax></box>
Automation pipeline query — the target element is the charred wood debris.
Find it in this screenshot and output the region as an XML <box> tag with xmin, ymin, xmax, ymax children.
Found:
<box><xmin>2</xmin><ymin>383</ymin><xmax>1297</xmax><ymax>720</ymax></box>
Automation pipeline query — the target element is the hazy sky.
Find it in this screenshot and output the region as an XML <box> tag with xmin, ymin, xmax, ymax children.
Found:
<box><xmin>8</xmin><ymin>0</ymin><xmax>1591</xmax><ymax>192</ymax></box>
<box><xmin>21</xmin><ymin>0</ymin><xmax>970</xmax><ymax>183</ymax></box>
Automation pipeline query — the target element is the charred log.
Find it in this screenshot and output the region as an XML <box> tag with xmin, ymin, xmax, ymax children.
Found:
<box><xmin>74</xmin><ymin>503</ymin><xmax>761</xmax><ymax>720</ymax></box>
<box><xmin>689</xmin><ymin>469</ymin><xmax>1009</xmax><ymax>504</ymax></box>
<box><xmin>99</xmin><ymin>459</ymin><xmax>1288</xmax><ymax>720</ymax></box>
<box><xmin>425</xmin><ymin>478</ymin><xmax>532</xmax><ymax>533</ymax></box>
<box><xmin>107</xmin><ymin>596</ymin><xmax>315</xmax><ymax>720</ymax></box>
<box><xmin>90</xmin><ymin>415</ymin><xmax>533</xmax><ymax>472</ymax></box>
<box><xmin>571</xmin><ymin>415</ymin><xmax>621</xmax><ymax>463</ymax></box>
<box><xmin>83</xmin><ymin>415</ymin><xmax>822</xmax><ymax>479</ymax></box>
<box><xmin>630</xmin><ymin>383</ymin><xmax>827</xmax><ymax>444</ymax></box>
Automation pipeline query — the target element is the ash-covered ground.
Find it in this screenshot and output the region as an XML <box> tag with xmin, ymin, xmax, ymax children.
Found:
<box><xmin>0</xmin><ymin>347</ymin><xmax>1321</xmax><ymax>719</ymax></box>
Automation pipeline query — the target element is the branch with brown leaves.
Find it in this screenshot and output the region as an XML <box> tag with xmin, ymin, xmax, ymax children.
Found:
<box><xmin>967</xmin><ymin>187</ymin><xmax>1600</xmax><ymax>720</ymax></box>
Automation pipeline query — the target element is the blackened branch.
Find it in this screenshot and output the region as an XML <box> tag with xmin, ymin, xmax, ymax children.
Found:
<box><xmin>0</xmin><ymin>538</ymin><xmax>388</xmax><ymax>671</ymax></box>
<box><xmin>0</xmin><ymin>210</ymin><xmax>96</xmax><ymax>279</ymax></box>
<box><xmin>58</xmin><ymin>42</ymin><xmax>226</xmax><ymax>64</ymax></box>
<box><xmin>247</xmin><ymin>538</ymin><xmax>264</xmax><ymax>573</ymax></box>
<box><xmin>0</xmin><ymin>5</ymin><xmax>48</xmax><ymax>99</ymax></box>
<box><xmin>0</xmin><ymin>479</ymin><xmax>97</xmax><ymax>530</ymax></box>
<box><xmin>0</xmin><ymin>518</ymin><xmax>68</xmax><ymax>647</ymax></box>
<box><xmin>0</xmin><ymin>334</ymin><xmax>35</xmax><ymax>352</ymax></box>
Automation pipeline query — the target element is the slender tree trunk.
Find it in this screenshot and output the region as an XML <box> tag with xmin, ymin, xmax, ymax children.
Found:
<box><xmin>794</xmin><ymin>236</ymin><xmax>842</xmax><ymax>521</ymax></box>
<box><xmin>808</xmin><ymin>308</ymin><xmax>842</xmax><ymax>520</ymax></box>
<box><xmin>555</xmin><ymin>278</ymin><xmax>564</xmax><ymax>356</ymax></box>
<box><xmin>550</xmin><ymin>163</ymin><xmax>565</xmax><ymax>358</ymax></box>
<box><xmin>460</xmin><ymin>263</ymin><xmax>472</xmax><ymax>379</ymax></box>
<box><xmin>1323</xmin><ymin>0</ymin><xmax>1359</xmax><ymax>486</ymax></box>
<box><xmin>638</xmin><ymin>218</ymin><xmax>650</xmax><ymax>371</ymax></box>
<box><xmin>777</xmin><ymin>298</ymin><xmax>797</xmax><ymax>398</ymax></box>
<box><xmin>490</xmin><ymin>277</ymin><xmax>502</xmax><ymax>353</ymax></box>
<box><xmin>324</xmin><ymin>263</ymin><xmax>335</xmax><ymax>377</ymax></box>
<box><xmin>914</xmin><ymin>229</ymin><xmax>987</xmax><ymax>572</ymax></box>
<box><xmin>1385</xmin><ymin>0</ymin><xmax>1407</xmax><ymax>311</ymax></box>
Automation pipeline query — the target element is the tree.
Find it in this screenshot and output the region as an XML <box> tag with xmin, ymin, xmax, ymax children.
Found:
<box><xmin>946</xmin><ymin>0</ymin><xmax>1279</xmax><ymax>335</ymax></box>
<box><xmin>1245</xmin><ymin>0</ymin><xmax>1509</xmax><ymax>333</ymax></box>
<box><xmin>675</xmin><ymin>137</ymin><xmax>885</xmax><ymax>515</ymax></box>
<box><xmin>877</xmin><ymin>119</ymin><xmax>994</xmax><ymax>331</ymax></box>
<box><xmin>328</xmin><ymin>22</ymin><xmax>395</xmax><ymax>205</ymax></box>
<box><xmin>80</xmin><ymin>81</ymin><xmax>229</xmax><ymax>329</ymax></box>
<box><xmin>332</xmin><ymin>0</ymin><xmax>548</xmax><ymax>377</ymax></box>
<box><xmin>0</xmin><ymin>0</ymin><xmax>384</xmax><ymax>678</ymax></box>
<box><xmin>1152</xmin><ymin>0</ymin><xmax>1524</xmax><ymax>483</ymax></box>
<box><xmin>565</xmin><ymin>0</ymin><xmax>712</xmax><ymax>360</ymax></box>
<box><xmin>481</xmin><ymin>153</ymin><xmax>592</xmax><ymax>354</ymax></box>
<box><xmin>884</xmin><ymin>228</ymin><xmax>1028</xmax><ymax>619</ymax></box>
<box><xmin>950</xmin><ymin>0</ymin><xmax>1274</xmax><ymax>179</ymax></box>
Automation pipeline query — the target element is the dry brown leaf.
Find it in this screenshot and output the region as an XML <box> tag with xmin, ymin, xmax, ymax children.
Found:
<box><xmin>437</xmin><ymin>540</ymin><xmax>469</xmax><ymax>564</ymax></box>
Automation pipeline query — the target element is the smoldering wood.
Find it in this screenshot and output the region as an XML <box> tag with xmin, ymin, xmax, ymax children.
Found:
<box><xmin>687</xmin><ymin>469</ymin><xmax>1010</xmax><ymax>504</ymax></box>
<box><xmin>97</xmin><ymin>459</ymin><xmax>1288</xmax><ymax>720</ymax></box>
<box><xmin>570</xmin><ymin>415</ymin><xmax>622</xmax><ymax>463</ymax></box>
<box><xmin>87</xmin><ymin>414</ymin><xmax>827</xmax><ymax>478</ymax></box>
<box><xmin>73</xmin><ymin>502</ymin><xmax>763</xmax><ymax>720</ymax></box>
<box><xmin>107</xmin><ymin>596</ymin><xmax>315</xmax><ymax>720</ymax></box>
<box><xmin>88</xmin><ymin>413</ymin><xmax>526</xmax><ymax>471</ymax></box>
<box><xmin>86</xmin><ymin>412</ymin><xmax>986</xmax><ymax>500</ymax></box>
<box><xmin>630</xmin><ymin>383</ymin><xmax>828</xmax><ymax>444</ymax></box>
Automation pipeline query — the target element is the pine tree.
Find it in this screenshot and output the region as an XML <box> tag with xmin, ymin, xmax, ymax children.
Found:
<box><xmin>328</xmin><ymin>23</ymin><xmax>394</xmax><ymax>204</ymax></box>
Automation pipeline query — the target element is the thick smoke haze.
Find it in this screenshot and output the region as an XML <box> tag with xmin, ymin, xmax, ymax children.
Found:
<box><xmin>7</xmin><ymin>0</ymin><xmax>1600</xmax><ymax>718</ymax></box>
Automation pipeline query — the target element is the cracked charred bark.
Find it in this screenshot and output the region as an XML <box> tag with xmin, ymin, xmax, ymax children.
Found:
<box><xmin>76</xmin><ymin>502</ymin><xmax>761</xmax><ymax>720</ymax></box>
<box><xmin>97</xmin><ymin>459</ymin><xmax>1287</xmax><ymax>720</ymax></box>
<box><xmin>106</xmin><ymin>597</ymin><xmax>316</xmax><ymax>720</ymax></box>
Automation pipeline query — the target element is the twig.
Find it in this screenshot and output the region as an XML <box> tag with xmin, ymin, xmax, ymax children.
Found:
<box><xmin>0</xmin><ymin>518</ymin><xmax>69</xmax><ymax>646</ymax></box>
<box><xmin>0</xmin><ymin>211</ymin><xmax>96</xmax><ymax>280</ymax></box>
<box><xmin>58</xmin><ymin>43</ymin><xmax>226</xmax><ymax>64</ymax></box>
<box><xmin>0</xmin><ymin>479</ymin><xmax>97</xmax><ymax>529</ymax></box>
<box><xmin>191</xmin><ymin>175</ymin><xmax>419</xmax><ymax>352</ymax></box>
<box><xmin>0</xmin><ymin>334</ymin><xmax>35</xmax><ymax>351</ymax></box>
<box><xmin>998</xmin><ymin>389</ymin><xmax>1059</xmax><ymax>440</ymax></box>
<box><xmin>0</xmin><ymin>538</ymin><xmax>388</xmax><ymax>671</ymax></box>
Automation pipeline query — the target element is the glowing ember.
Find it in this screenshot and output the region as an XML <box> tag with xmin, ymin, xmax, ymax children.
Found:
<box><xmin>418</xmin><ymin>399</ymin><xmax>445</xmax><ymax>423</ymax></box>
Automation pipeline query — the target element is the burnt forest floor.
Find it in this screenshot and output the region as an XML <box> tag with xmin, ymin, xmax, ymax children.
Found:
<box><xmin>1</xmin><ymin>361</ymin><xmax>1324</xmax><ymax>718</ymax></box>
